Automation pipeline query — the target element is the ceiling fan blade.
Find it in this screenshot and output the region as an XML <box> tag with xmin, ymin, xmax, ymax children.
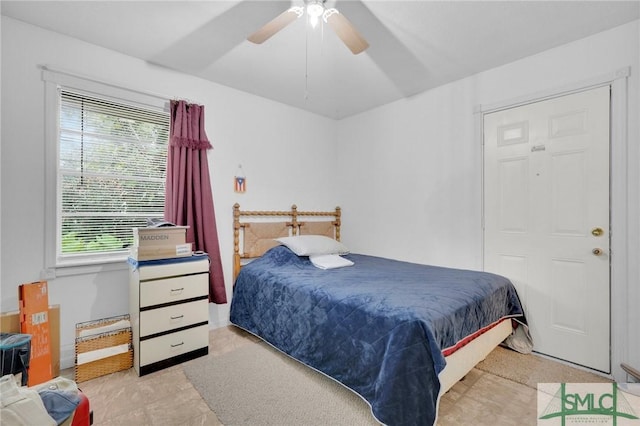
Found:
<box><xmin>247</xmin><ymin>7</ymin><xmax>302</xmax><ymax>44</ymax></box>
<box><xmin>325</xmin><ymin>9</ymin><xmax>369</xmax><ymax>54</ymax></box>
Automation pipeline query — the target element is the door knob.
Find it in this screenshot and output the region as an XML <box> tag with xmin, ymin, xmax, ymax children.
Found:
<box><xmin>591</xmin><ymin>227</ymin><xmax>604</xmax><ymax>237</ymax></box>
<box><xmin>592</xmin><ymin>248</ymin><xmax>603</xmax><ymax>256</ymax></box>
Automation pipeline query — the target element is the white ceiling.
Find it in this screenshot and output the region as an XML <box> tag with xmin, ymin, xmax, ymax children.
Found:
<box><xmin>2</xmin><ymin>1</ymin><xmax>639</xmax><ymax>119</ymax></box>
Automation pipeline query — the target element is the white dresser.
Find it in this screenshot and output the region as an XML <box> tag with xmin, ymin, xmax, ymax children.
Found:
<box><xmin>128</xmin><ymin>254</ymin><xmax>210</xmax><ymax>376</ymax></box>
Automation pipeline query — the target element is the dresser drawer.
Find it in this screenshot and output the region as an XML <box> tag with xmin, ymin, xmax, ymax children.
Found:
<box><xmin>140</xmin><ymin>299</ymin><xmax>208</xmax><ymax>337</ymax></box>
<box><xmin>140</xmin><ymin>324</ymin><xmax>209</xmax><ymax>366</ymax></box>
<box><xmin>137</xmin><ymin>258</ymin><xmax>209</xmax><ymax>281</ymax></box>
<box><xmin>139</xmin><ymin>273</ymin><xmax>208</xmax><ymax>308</ymax></box>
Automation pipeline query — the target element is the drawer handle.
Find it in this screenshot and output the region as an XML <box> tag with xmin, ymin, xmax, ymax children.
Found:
<box><xmin>170</xmin><ymin>342</ymin><xmax>184</xmax><ymax>348</ymax></box>
<box><xmin>170</xmin><ymin>315</ymin><xmax>184</xmax><ymax>320</ymax></box>
<box><xmin>170</xmin><ymin>287</ymin><xmax>184</xmax><ymax>293</ymax></box>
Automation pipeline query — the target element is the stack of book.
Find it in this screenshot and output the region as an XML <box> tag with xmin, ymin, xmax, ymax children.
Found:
<box><xmin>129</xmin><ymin>225</ymin><xmax>192</xmax><ymax>261</ymax></box>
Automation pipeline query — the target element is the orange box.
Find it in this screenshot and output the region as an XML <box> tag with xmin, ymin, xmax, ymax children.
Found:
<box><xmin>19</xmin><ymin>281</ymin><xmax>53</xmax><ymax>386</ymax></box>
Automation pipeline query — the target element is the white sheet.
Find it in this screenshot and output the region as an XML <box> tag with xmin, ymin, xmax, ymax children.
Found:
<box><xmin>76</xmin><ymin>343</ymin><xmax>130</xmax><ymax>365</ymax></box>
<box><xmin>309</xmin><ymin>254</ymin><xmax>354</xmax><ymax>270</ymax></box>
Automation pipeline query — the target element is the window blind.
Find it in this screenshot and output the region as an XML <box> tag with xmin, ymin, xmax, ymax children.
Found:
<box><xmin>58</xmin><ymin>90</ymin><xmax>170</xmax><ymax>257</ymax></box>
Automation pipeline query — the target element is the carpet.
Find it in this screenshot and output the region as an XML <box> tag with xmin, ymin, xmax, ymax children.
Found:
<box><xmin>182</xmin><ymin>341</ymin><xmax>378</xmax><ymax>425</ymax></box>
<box><xmin>183</xmin><ymin>339</ymin><xmax>611</xmax><ymax>425</ymax></box>
<box><xmin>475</xmin><ymin>346</ymin><xmax>612</xmax><ymax>389</ymax></box>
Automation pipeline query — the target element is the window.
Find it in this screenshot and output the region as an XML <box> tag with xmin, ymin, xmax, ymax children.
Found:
<box><xmin>57</xmin><ymin>90</ymin><xmax>169</xmax><ymax>263</ymax></box>
<box><xmin>43</xmin><ymin>68</ymin><xmax>170</xmax><ymax>271</ymax></box>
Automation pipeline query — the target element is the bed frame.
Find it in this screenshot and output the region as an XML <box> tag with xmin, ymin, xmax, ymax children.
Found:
<box><xmin>232</xmin><ymin>203</ymin><xmax>341</xmax><ymax>281</ymax></box>
<box><xmin>231</xmin><ymin>203</ymin><xmax>511</xmax><ymax>396</ymax></box>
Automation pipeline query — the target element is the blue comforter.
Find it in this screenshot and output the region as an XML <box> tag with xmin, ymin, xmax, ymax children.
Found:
<box><xmin>230</xmin><ymin>246</ymin><xmax>527</xmax><ymax>425</ymax></box>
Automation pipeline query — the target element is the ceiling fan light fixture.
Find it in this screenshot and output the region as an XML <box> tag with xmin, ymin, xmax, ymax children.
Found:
<box><xmin>248</xmin><ymin>0</ymin><xmax>368</xmax><ymax>55</ymax></box>
<box><xmin>306</xmin><ymin>1</ymin><xmax>324</xmax><ymax>28</ymax></box>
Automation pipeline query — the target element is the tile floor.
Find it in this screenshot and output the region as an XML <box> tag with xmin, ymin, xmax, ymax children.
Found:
<box><xmin>69</xmin><ymin>326</ymin><xmax>552</xmax><ymax>425</ymax></box>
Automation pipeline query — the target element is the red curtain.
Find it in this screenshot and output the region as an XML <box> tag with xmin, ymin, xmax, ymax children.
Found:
<box><xmin>165</xmin><ymin>100</ymin><xmax>226</xmax><ymax>303</ymax></box>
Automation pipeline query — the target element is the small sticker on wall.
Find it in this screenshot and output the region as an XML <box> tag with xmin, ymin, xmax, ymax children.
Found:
<box><xmin>234</xmin><ymin>165</ymin><xmax>246</xmax><ymax>193</ymax></box>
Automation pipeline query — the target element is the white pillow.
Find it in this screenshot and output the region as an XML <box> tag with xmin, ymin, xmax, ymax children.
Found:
<box><xmin>275</xmin><ymin>235</ymin><xmax>349</xmax><ymax>256</ymax></box>
<box><xmin>310</xmin><ymin>254</ymin><xmax>354</xmax><ymax>270</ymax></box>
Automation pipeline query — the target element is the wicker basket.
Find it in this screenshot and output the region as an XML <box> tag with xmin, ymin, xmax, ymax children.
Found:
<box><xmin>74</xmin><ymin>315</ymin><xmax>133</xmax><ymax>383</ymax></box>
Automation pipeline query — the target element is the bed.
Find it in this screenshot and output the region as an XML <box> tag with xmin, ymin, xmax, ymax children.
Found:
<box><xmin>229</xmin><ymin>203</ymin><xmax>531</xmax><ymax>426</ymax></box>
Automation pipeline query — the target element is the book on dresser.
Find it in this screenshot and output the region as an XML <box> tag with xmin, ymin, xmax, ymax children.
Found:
<box><xmin>128</xmin><ymin>253</ymin><xmax>210</xmax><ymax>376</ymax></box>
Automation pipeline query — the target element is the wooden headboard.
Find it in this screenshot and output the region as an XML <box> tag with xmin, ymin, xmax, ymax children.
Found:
<box><xmin>233</xmin><ymin>203</ymin><xmax>341</xmax><ymax>281</ymax></box>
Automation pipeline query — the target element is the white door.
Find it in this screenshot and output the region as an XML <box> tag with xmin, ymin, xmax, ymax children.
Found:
<box><xmin>483</xmin><ymin>86</ymin><xmax>610</xmax><ymax>372</ymax></box>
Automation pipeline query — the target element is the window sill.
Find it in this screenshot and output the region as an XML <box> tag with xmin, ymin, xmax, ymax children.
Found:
<box><xmin>43</xmin><ymin>257</ymin><xmax>129</xmax><ymax>279</ymax></box>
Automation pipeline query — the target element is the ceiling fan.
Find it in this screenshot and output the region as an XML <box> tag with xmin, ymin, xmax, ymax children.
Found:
<box><xmin>247</xmin><ymin>0</ymin><xmax>369</xmax><ymax>55</ymax></box>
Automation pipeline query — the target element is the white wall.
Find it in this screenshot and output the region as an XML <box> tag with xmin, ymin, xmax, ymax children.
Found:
<box><xmin>0</xmin><ymin>17</ymin><xmax>337</xmax><ymax>368</ymax></box>
<box><xmin>2</xmin><ymin>15</ymin><xmax>638</xmax><ymax>377</ymax></box>
<box><xmin>336</xmin><ymin>79</ymin><xmax>483</xmax><ymax>268</ymax></box>
<box><xmin>336</xmin><ymin>21</ymin><xmax>639</xmax><ymax>380</ymax></box>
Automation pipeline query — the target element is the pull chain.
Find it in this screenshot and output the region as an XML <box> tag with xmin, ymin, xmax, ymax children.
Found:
<box><xmin>321</xmin><ymin>13</ymin><xmax>325</xmax><ymax>56</ymax></box>
<box><xmin>305</xmin><ymin>18</ymin><xmax>309</xmax><ymax>100</ymax></box>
